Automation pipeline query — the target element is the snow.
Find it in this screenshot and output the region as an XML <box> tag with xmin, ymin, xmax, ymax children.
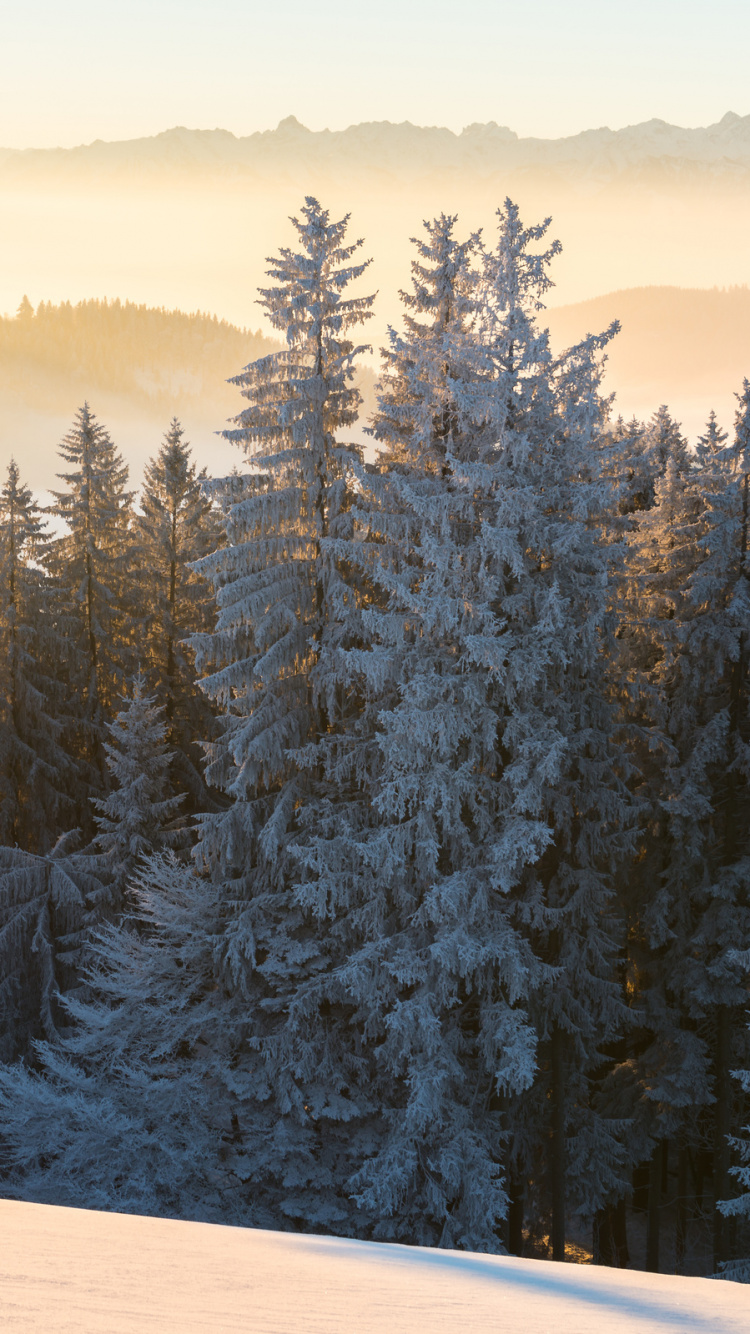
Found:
<box><xmin>1</xmin><ymin>1199</ymin><xmax>748</xmax><ymax>1334</ymax></box>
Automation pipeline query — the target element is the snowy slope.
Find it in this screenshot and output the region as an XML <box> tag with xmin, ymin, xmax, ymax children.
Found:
<box><xmin>0</xmin><ymin>1199</ymin><xmax>747</xmax><ymax>1334</ymax></box>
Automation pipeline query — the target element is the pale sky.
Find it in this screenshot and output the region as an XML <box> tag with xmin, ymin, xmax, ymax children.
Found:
<box><xmin>3</xmin><ymin>0</ymin><xmax>748</xmax><ymax>149</ymax></box>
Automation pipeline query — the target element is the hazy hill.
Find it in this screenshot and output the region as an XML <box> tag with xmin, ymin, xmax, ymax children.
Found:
<box><xmin>0</xmin><ymin>298</ymin><xmax>275</xmax><ymax>414</ymax></box>
<box><xmin>0</xmin><ymin>298</ymin><xmax>375</xmax><ymax>493</ymax></box>
<box><xmin>1</xmin><ymin>287</ymin><xmax>747</xmax><ymax>495</ymax></box>
<box><xmin>545</xmin><ymin>285</ymin><xmax>750</xmax><ymax>435</ymax></box>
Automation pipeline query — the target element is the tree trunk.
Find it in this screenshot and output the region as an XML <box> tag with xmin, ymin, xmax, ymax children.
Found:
<box><xmin>713</xmin><ymin>1005</ymin><xmax>732</xmax><ymax>1272</ymax></box>
<box><xmin>507</xmin><ymin>1177</ymin><xmax>524</xmax><ymax>1256</ymax></box>
<box><xmin>550</xmin><ymin>1028</ymin><xmax>566</xmax><ymax>1262</ymax></box>
<box><xmin>593</xmin><ymin>1206</ymin><xmax>615</xmax><ymax>1266</ymax></box>
<box><xmin>613</xmin><ymin>1198</ymin><xmax>629</xmax><ymax>1268</ymax></box>
<box><xmin>660</xmin><ymin>1138</ymin><xmax>669</xmax><ymax>1195</ymax></box>
<box><xmin>646</xmin><ymin>1142</ymin><xmax>661</xmax><ymax>1272</ymax></box>
<box><xmin>675</xmin><ymin>1135</ymin><xmax>689</xmax><ymax>1275</ymax></box>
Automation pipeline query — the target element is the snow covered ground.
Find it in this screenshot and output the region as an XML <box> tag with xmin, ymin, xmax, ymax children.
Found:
<box><xmin>1</xmin><ymin>1199</ymin><xmax>748</xmax><ymax>1333</ymax></box>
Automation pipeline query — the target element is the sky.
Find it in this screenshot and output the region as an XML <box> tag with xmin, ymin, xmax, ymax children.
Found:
<box><xmin>3</xmin><ymin>0</ymin><xmax>750</xmax><ymax>149</ymax></box>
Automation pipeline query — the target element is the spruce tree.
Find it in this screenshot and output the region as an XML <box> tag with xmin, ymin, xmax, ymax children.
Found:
<box><xmin>0</xmin><ymin>461</ymin><xmax>74</xmax><ymax>850</ymax></box>
<box><xmin>617</xmin><ymin>447</ymin><xmax>711</xmax><ymax>1271</ymax></box>
<box><xmin>472</xmin><ymin>203</ymin><xmax>632</xmax><ymax>1259</ymax></box>
<box><xmin>647</xmin><ymin>404</ymin><xmax>691</xmax><ymax>479</ymax></box>
<box><xmin>193</xmin><ymin>197</ymin><xmax>374</xmax><ymax>884</ymax></box>
<box><xmin>0</xmin><ymin>676</ymin><xmax>186</xmax><ymax>1063</ymax></box>
<box><xmin>137</xmin><ymin>420</ymin><xmax>223</xmax><ymax>807</ymax></box>
<box><xmin>276</xmin><ymin>202</ymin><xmax>632</xmax><ymax>1252</ymax></box>
<box><xmin>696</xmin><ymin>409</ymin><xmax>728</xmax><ymax>466</ymax></box>
<box><xmin>90</xmin><ymin>675</ymin><xmax>186</xmax><ymax>912</ymax></box>
<box><xmin>621</xmin><ymin>381</ymin><xmax>750</xmax><ymax>1271</ymax></box>
<box><xmin>0</xmin><ymin>855</ymin><xmax>259</xmax><ymax>1222</ymax></box>
<box><xmin>47</xmin><ymin>404</ymin><xmax>134</xmax><ymax>821</ymax></box>
<box><xmin>0</xmin><ymin>837</ymin><xmax>105</xmax><ymax>1062</ymax></box>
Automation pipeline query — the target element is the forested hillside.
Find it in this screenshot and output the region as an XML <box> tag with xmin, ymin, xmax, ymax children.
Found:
<box><xmin>0</xmin><ymin>297</ymin><xmax>276</xmax><ymax>411</ymax></box>
<box><xmin>0</xmin><ymin>296</ymin><xmax>376</xmax><ymax>490</ymax></box>
<box><xmin>0</xmin><ymin>198</ymin><xmax>749</xmax><ymax>1285</ymax></box>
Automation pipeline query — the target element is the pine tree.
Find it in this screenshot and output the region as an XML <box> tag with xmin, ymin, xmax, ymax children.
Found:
<box><xmin>185</xmin><ymin>199</ymin><xmax>376</xmax><ymax>1233</ymax></box>
<box><xmin>0</xmin><ymin>837</ymin><xmax>104</xmax><ymax>1062</ymax></box>
<box><xmin>696</xmin><ymin>409</ymin><xmax>728</xmax><ymax>466</ymax></box>
<box><xmin>192</xmin><ymin>197</ymin><xmax>374</xmax><ymax>881</ymax></box>
<box><xmin>470</xmin><ymin>203</ymin><xmax>632</xmax><ymax>1259</ymax></box>
<box><xmin>137</xmin><ymin>420</ymin><xmax>223</xmax><ymax>807</ymax></box>
<box><xmin>622</xmin><ymin>380</ymin><xmax>750</xmax><ymax>1271</ymax></box>
<box><xmin>0</xmin><ymin>855</ymin><xmax>263</xmax><ymax>1222</ymax></box>
<box><xmin>90</xmin><ymin>675</ymin><xmax>186</xmax><ymax>912</ymax></box>
<box><xmin>273</xmin><ymin>202</ymin><xmax>632</xmax><ymax>1252</ymax></box>
<box><xmin>0</xmin><ymin>460</ymin><xmax>74</xmax><ymax>850</ymax></box>
<box><xmin>688</xmin><ymin>378</ymin><xmax>750</xmax><ymax>1270</ymax></box>
<box><xmin>616</xmin><ymin>447</ymin><xmax>711</xmax><ymax>1271</ymax></box>
<box><xmin>47</xmin><ymin>404</ymin><xmax>134</xmax><ymax>821</ymax></box>
<box><xmin>0</xmin><ymin>676</ymin><xmax>186</xmax><ymax>1062</ymax></box>
<box><xmin>647</xmin><ymin>404</ymin><xmax>691</xmax><ymax>479</ymax></box>
<box><xmin>274</xmin><ymin>212</ymin><xmax>534</xmax><ymax>1247</ymax></box>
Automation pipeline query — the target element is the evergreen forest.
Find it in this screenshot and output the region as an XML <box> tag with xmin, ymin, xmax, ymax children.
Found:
<box><xmin>0</xmin><ymin>197</ymin><xmax>749</xmax><ymax>1282</ymax></box>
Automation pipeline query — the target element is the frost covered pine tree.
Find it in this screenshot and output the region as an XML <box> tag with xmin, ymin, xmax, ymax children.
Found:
<box><xmin>467</xmin><ymin>203</ymin><xmax>632</xmax><ymax>1261</ymax></box>
<box><xmin>617</xmin><ymin>444</ymin><xmax>711</xmax><ymax>1272</ymax></box>
<box><xmin>0</xmin><ymin>853</ymin><xmax>261</xmax><ymax>1222</ymax></box>
<box><xmin>696</xmin><ymin>408</ymin><xmax>728</xmax><ymax>466</ymax></box>
<box><xmin>625</xmin><ymin>378</ymin><xmax>750</xmax><ymax>1272</ymax></box>
<box><xmin>137</xmin><ymin>418</ymin><xmax>224</xmax><ymax>807</ymax></box>
<box><xmin>681</xmin><ymin>379</ymin><xmax>750</xmax><ymax>1270</ymax></box>
<box><xmin>281</xmin><ymin>212</ymin><xmax>542</xmax><ymax>1249</ymax></box>
<box><xmin>0</xmin><ymin>460</ymin><xmax>74</xmax><ymax>850</ymax></box>
<box><xmin>283</xmin><ymin>202</ymin><xmax>632</xmax><ymax>1255</ymax></box>
<box><xmin>0</xmin><ymin>675</ymin><xmax>184</xmax><ymax>1061</ymax></box>
<box><xmin>90</xmin><ymin>674</ymin><xmax>186</xmax><ymax>913</ymax></box>
<box><xmin>194</xmin><ymin>198</ymin><xmax>374</xmax><ymax>865</ymax></box>
<box><xmin>47</xmin><ymin>405</ymin><xmax>135</xmax><ymax>824</ymax></box>
<box><xmin>188</xmin><ymin>199</ymin><xmax>378</xmax><ymax>1230</ymax></box>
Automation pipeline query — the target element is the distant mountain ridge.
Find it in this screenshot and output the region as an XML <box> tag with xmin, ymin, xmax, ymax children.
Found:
<box><xmin>2</xmin><ymin>113</ymin><xmax>750</xmax><ymax>186</ymax></box>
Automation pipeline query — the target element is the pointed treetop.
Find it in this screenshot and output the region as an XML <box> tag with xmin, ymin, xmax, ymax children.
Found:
<box><xmin>258</xmin><ymin>196</ymin><xmax>375</xmax><ymax>347</ymax></box>
<box><xmin>93</xmin><ymin>672</ymin><xmax>185</xmax><ymax>870</ymax></box>
<box><xmin>696</xmin><ymin>408</ymin><xmax>728</xmax><ymax>465</ymax></box>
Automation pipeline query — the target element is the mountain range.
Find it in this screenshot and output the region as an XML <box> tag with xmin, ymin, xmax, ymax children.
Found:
<box><xmin>3</xmin><ymin>113</ymin><xmax>750</xmax><ymax>187</ymax></box>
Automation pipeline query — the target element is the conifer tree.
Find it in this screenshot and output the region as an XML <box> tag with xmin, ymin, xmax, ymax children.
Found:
<box><xmin>193</xmin><ymin>197</ymin><xmax>374</xmax><ymax>885</ymax></box>
<box><xmin>696</xmin><ymin>408</ymin><xmax>728</xmax><ymax>466</ymax></box>
<box><xmin>0</xmin><ymin>677</ymin><xmax>186</xmax><ymax>1062</ymax></box>
<box><xmin>616</xmin><ymin>448</ymin><xmax>710</xmax><ymax>1271</ymax></box>
<box><xmin>274</xmin><ymin>203</ymin><xmax>632</xmax><ymax>1252</ymax></box>
<box><xmin>0</xmin><ymin>460</ymin><xmax>73</xmax><ymax>850</ymax></box>
<box><xmin>471</xmin><ymin>203</ymin><xmax>632</xmax><ymax>1259</ymax></box>
<box><xmin>0</xmin><ymin>837</ymin><xmax>106</xmax><ymax>1061</ymax></box>
<box><xmin>621</xmin><ymin>381</ymin><xmax>750</xmax><ymax>1271</ymax></box>
<box><xmin>47</xmin><ymin>404</ymin><xmax>134</xmax><ymax>819</ymax></box>
<box><xmin>647</xmin><ymin>404</ymin><xmax>691</xmax><ymax>479</ymax></box>
<box><xmin>185</xmin><ymin>200</ymin><xmax>376</xmax><ymax>1233</ymax></box>
<box><xmin>0</xmin><ymin>855</ymin><xmax>260</xmax><ymax>1221</ymax></box>
<box><xmin>90</xmin><ymin>676</ymin><xmax>186</xmax><ymax>912</ymax></box>
<box><xmin>137</xmin><ymin>419</ymin><xmax>223</xmax><ymax>807</ymax></box>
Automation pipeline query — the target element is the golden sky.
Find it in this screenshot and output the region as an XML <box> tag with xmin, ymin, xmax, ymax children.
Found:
<box><xmin>4</xmin><ymin>0</ymin><xmax>748</xmax><ymax>149</ymax></box>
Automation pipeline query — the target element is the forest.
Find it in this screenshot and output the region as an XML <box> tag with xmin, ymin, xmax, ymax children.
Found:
<box><xmin>0</xmin><ymin>296</ymin><xmax>276</xmax><ymax>412</ymax></box>
<box><xmin>0</xmin><ymin>196</ymin><xmax>748</xmax><ymax>1282</ymax></box>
